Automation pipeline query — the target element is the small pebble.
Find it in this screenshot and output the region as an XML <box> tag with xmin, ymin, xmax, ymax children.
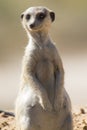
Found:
<box><xmin>80</xmin><ymin>108</ymin><xmax>85</xmax><ymax>114</ymax></box>
<box><xmin>83</xmin><ymin>125</ymin><xmax>87</xmax><ymax>130</ymax></box>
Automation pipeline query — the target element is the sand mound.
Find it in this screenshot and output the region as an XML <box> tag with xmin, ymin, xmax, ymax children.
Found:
<box><xmin>0</xmin><ymin>110</ymin><xmax>15</xmax><ymax>130</ymax></box>
<box><xmin>0</xmin><ymin>107</ymin><xmax>87</xmax><ymax>130</ymax></box>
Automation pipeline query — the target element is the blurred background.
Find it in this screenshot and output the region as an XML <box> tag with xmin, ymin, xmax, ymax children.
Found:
<box><xmin>0</xmin><ymin>0</ymin><xmax>87</xmax><ymax>109</ymax></box>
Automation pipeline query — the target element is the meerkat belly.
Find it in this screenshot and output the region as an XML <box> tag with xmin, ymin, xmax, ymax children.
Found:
<box><xmin>36</xmin><ymin>59</ymin><xmax>55</xmax><ymax>104</ymax></box>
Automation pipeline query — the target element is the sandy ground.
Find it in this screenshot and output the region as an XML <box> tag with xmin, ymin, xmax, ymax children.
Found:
<box><xmin>0</xmin><ymin>107</ymin><xmax>87</xmax><ymax>130</ymax></box>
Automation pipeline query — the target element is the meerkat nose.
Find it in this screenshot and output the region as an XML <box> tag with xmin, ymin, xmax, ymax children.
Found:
<box><xmin>30</xmin><ymin>23</ymin><xmax>35</xmax><ymax>29</ymax></box>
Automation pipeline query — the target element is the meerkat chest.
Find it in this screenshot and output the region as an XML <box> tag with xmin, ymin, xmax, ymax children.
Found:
<box><xmin>35</xmin><ymin>46</ymin><xmax>55</xmax><ymax>80</ymax></box>
<box><xmin>35</xmin><ymin>48</ymin><xmax>55</xmax><ymax>103</ymax></box>
<box><xmin>37</xmin><ymin>46</ymin><xmax>55</xmax><ymax>80</ymax></box>
<box><xmin>26</xmin><ymin>42</ymin><xmax>55</xmax><ymax>85</ymax></box>
<box><xmin>36</xmin><ymin>58</ymin><xmax>54</xmax><ymax>82</ymax></box>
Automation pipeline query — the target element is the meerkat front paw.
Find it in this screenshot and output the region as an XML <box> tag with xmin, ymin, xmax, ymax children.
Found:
<box><xmin>39</xmin><ymin>96</ymin><xmax>53</xmax><ymax>111</ymax></box>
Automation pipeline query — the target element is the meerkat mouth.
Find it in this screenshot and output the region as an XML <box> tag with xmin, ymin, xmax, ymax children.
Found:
<box><xmin>28</xmin><ymin>25</ymin><xmax>44</xmax><ymax>32</ymax></box>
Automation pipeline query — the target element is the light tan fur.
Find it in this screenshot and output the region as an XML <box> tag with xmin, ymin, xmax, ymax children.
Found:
<box><xmin>15</xmin><ymin>6</ymin><xmax>73</xmax><ymax>130</ymax></box>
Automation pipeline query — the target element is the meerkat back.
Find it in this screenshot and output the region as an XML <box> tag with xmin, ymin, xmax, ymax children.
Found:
<box><xmin>15</xmin><ymin>6</ymin><xmax>73</xmax><ymax>130</ymax></box>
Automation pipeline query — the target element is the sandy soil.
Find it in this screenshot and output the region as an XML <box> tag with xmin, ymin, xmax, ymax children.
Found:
<box><xmin>0</xmin><ymin>107</ymin><xmax>87</xmax><ymax>130</ymax></box>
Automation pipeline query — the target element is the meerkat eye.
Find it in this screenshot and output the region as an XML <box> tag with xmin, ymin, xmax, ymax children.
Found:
<box><xmin>26</xmin><ymin>14</ymin><xmax>31</xmax><ymax>20</ymax></box>
<box><xmin>38</xmin><ymin>13</ymin><xmax>46</xmax><ymax>20</ymax></box>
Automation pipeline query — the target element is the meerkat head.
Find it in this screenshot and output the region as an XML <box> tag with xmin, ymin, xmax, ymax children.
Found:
<box><xmin>20</xmin><ymin>6</ymin><xmax>55</xmax><ymax>34</ymax></box>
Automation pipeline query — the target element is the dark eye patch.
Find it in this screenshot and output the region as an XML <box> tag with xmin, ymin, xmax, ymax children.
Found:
<box><xmin>26</xmin><ymin>14</ymin><xmax>31</xmax><ymax>20</ymax></box>
<box><xmin>37</xmin><ymin>12</ymin><xmax>46</xmax><ymax>20</ymax></box>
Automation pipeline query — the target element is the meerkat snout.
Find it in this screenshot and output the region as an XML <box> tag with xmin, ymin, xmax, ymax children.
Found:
<box><xmin>30</xmin><ymin>23</ymin><xmax>35</xmax><ymax>29</ymax></box>
<box><xmin>20</xmin><ymin>7</ymin><xmax>55</xmax><ymax>32</ymax></box>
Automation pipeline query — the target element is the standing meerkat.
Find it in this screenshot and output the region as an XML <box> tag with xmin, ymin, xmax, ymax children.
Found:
<box><xmin>15</xmin><ymin>6</ymin><xmax>73</xmax><ymax>130</ymax></box>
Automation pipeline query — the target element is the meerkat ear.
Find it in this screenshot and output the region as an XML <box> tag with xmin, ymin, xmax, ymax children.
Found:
<box><xmin>50</xmin><ymin>11</ymin><xmax>55</xmax><ymax>22</ymax></box>
<box><xmin>20</xmin><ymin>13</ymin><xmax>24</xmax><ymax>19</ymax></box>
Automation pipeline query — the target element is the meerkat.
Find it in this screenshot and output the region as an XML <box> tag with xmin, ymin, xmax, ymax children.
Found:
<box><xmin>15</xmin><ymin>6</ymin><xmax>73</xmax><ymax>130</ymax></box>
